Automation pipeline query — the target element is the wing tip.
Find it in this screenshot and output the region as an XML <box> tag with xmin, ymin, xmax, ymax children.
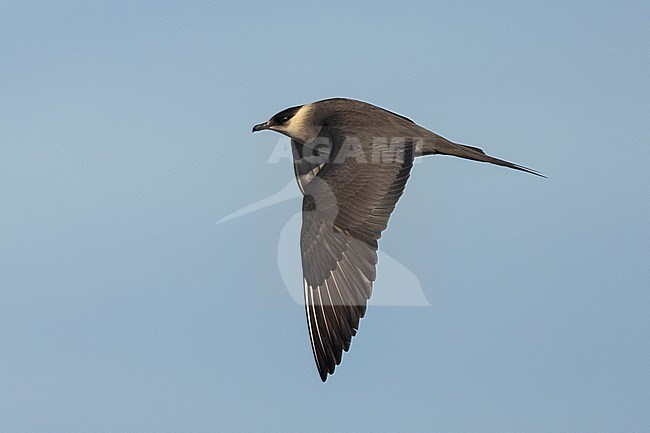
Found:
<box><xmin>319</xmin><ymin>369</ymin><xmax>329</xmax><ymax>382</ymax></box>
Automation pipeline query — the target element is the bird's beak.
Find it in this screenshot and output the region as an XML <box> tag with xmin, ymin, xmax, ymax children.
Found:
<box><xmin>252</xmin><ymin>121</ymin><xmax>270</xmax><ymax>133</ymax></box>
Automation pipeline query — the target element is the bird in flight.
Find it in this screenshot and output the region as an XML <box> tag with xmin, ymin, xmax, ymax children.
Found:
<box><xmin>252</xmin><ymin>98</ymin><xmax>543</xmax><ymax>381</ymax></box>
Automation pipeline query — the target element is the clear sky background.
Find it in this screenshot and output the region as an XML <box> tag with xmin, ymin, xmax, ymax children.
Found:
<box><xmin>1</xmin><ymin>1</ymin><xmax>649</xmax><ymax>432</ymax></box>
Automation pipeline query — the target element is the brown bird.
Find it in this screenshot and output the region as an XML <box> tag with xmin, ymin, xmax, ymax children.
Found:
<box><xmin>253</xmin><ymin>98</ymin><xmax>543</xmax><ymax>381</ymax></box>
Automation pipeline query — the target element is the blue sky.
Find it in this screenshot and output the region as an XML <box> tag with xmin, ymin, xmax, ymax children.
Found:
<box><xmin>1</xmin><ymin>1</ymin><xmax>649</xmax><ymax>432</ymax></box>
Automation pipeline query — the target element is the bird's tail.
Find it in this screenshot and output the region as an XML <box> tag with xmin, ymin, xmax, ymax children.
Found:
<box><xmin>419</xmin><ymin>135</ymin><xmax>545</xmax><ymax>177</ymax></box>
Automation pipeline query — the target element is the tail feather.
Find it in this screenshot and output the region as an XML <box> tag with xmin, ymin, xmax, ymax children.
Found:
<box><xmin>420</xmin><ymin>135</ymin><xmax>545</xmax><ymax>178</ymax></box>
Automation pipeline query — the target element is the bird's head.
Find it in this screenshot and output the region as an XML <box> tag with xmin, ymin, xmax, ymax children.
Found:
<box><xmin>252</xmin><ymin>104</ymin><xmax>319</xmax><ymax>143</ymax></box>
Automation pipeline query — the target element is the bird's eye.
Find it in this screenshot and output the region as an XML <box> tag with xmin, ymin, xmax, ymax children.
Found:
<box><xmin>278</xmin><ymin>115</ymin><xmax>290</xmax><ymax>124</ymax></box>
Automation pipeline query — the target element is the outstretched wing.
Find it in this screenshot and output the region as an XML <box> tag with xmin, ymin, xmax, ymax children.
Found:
<box><xmin>300</xmin><ymin>131</ymin><xmax>415</xmax><ymax>381</ymax></box>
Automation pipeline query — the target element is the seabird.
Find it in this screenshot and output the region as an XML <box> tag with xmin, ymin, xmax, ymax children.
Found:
<box><xmin>252</xmin><ymin>98</ymin><xmax>543</xmax><ymax>381</ymax></box>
